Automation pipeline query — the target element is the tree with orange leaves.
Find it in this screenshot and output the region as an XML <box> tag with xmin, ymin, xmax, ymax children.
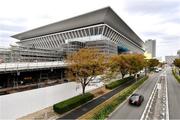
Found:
<box><xmin>109</xmin><ymin>54</ymin><xmax>145</xmax><ymax>79</ymax></box>
<box><xmin>127</xmin><ymin>54</ymin><xmax>146</xmax><ymax>78</ymax></box>
<box><xmin>109</xmin><ymin>54</ymin><xmax>130</xmax><ymax>79</ymax></box>
<box><xmin>66</xmin><ymin>48</ymin><xmax>106</xmax><ymax>95</ymax></box>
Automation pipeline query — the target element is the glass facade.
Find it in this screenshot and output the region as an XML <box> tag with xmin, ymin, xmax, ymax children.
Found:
<box><xmin>17</xmin><ymin>24</ymin><xmax>144</xmax><ymax>55</ymax></box>
<box><xmin>1</xmin><ymin>24</ymin><xmax>144</xmax><ymax>63</ymax></box>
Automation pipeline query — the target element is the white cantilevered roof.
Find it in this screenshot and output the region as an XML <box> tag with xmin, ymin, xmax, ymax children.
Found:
<box><xmin>12</xmin><ymin>7</ymin><xmax>144</xmax><ymax>48</ymax></box>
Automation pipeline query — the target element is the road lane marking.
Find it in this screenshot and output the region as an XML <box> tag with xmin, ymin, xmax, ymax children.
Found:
<box><xmin>140</xmin><ymin>74</ymin><xmax>160</xmax><ymax>120</ymax></box>
<box><xmin>107</xmin><ymin>76</ymin><xmax>151</xmax><ymax>119</ymax></box>
<box><xmin>141</xmin><ymin>71</ymin><xmax>169</xmax><ymax>120</ymax></box>
<box><xmin>165</xmin><ymin>70</ymin><xmax>169</xmax><ymax>120</ymax></box>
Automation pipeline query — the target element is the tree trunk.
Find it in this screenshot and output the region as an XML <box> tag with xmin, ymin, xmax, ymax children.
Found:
<box><xmin>134</xmin><ymin>73</ymin><xmax>137</xmax><ymax>82</ymax></box>
<box><xmin>130</xmin><ymin>72</ymin><xmax>132</xmax><ymax>76</ymax></box>
<box><xmin>122</xmin><ymin>74</ymin><xmax>125</xmax><ymax>79</ymax></box>
<box><xmin>82</xmin><ymin>84</ymin><xmax>86</xmax><ymax>95</ymax></box>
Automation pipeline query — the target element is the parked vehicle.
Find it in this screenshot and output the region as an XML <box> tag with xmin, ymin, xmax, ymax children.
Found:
<box><xmin>129</xmin><ymin>93</ymin><xmax>144</xmax><ymax>106</ymax></box>
<box><xmin>155</xmin><ymin>69</ymin><xmax>159</xmax><ymax>72</ymax></box>
<box><xmin>158</xmin><ymin>67</ymin><xmax>162</xmax><ymax>71</ymax></box>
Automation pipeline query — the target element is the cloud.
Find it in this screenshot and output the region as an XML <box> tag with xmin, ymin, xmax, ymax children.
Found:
<box><xmin>0</xmin><ymin>0</ymin><xmax>179</xmax><ymax>58</ymax></box>
<box><xmin>0</xmin><ymin>32</ymin><xmax>12</xmax><ymax>38</ymax></box>
<box><xmin>142</xmin><ymin>31</ymin><xmax>180</xmax><ymax>41</ymax></box>
<box><xmin>123</xmin><ymin>0</ymin><xmax>180</xmax><ymax>15</ymax></box>
<box><xmin>141</xmin><ymin>32</ymin><xmax>164</xmax><ymax>37</ymax></box>
<box><xmin>0</xmin><ymin>23</ymin><xmax>26</xmax><ymax>32</ymax></box>
<box><xmin>166</xmin><ymin>18</ymin><xmax>180</xmax><ymax>24</ymax></box>
<box><xmin>122</xmin><ymin>0</ymin><xmax>180</xmax><ymax>57</ymax></box>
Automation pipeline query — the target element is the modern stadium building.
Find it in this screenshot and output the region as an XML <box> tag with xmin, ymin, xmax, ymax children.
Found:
<box><xmin>0</xmin><ymin>7</ymin><xmax>145</xmax><ymax>94</ymax></box>
<box><xmin>8</xmin><ymin>7</ymin><xmax>144</xmax><ymax>62</ymax></box>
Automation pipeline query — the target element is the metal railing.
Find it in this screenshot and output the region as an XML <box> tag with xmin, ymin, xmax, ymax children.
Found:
<box><xmin>0</xmin><ymin>61</ymin><xmax>67</xmax><ymax>72</ymax></box>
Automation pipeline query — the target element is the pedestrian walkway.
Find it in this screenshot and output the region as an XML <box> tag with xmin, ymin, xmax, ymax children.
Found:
<box><xmin>0</xmin><ymin>81</ymin><xmax>104</xmax><ymax>119</ymax></box>
<box><xmin>58</xmin><ymin>79</ymin><xmax>135</xmax><ymax>119</ymax></box>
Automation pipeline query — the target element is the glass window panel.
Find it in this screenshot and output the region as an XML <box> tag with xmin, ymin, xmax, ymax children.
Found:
<box><xmin>80</xmin><ymin>30</ymin><xmax>85</xmax><ymax>37</ymax></box>
<box><xmin>90</xmin><ymin>28</ymin><xmax>94</xmax><ymax>35</ymax></box>
<box><xmin>104</xmin><ymin>26</ymin><xmax>108</xmax><ymax>36</ymax></box>
<box><xmin>85</xmin><ymin>29</ymin><xmax>90</xmax><ymax>36</ymax></box>
<box><xmin>82</xmin><ymin>29</ymin><xmax>86</xmax><ymax>37</ymax></box>
<box><xmin>79</xmin><ymin>30</ymin><xmax>83</xmax><ymax>37</ymax></box>
<box><xmin>95</xmin><ymin>27</ymin><xmax>98</xmax><ymax>35</ymax></box>
<box><xmin>72</xmin><ymin>31</ymin><xmax>76</xmax><ymax>38</ymax></box>
<box><xmin>98</xmin><ymin>26</ymin><xmax>103</xmax><ymax>34</ymax></box>
<box><xmin>75</xmin><ymin>31</ymin><xmax>79</xmax><ymax>38</ymax></box>
<box><xmin>83</xmin><ymin>29</ymin><xmax>87</xmax><ymax>36</ymax></box>
<box><xmin>49</xmin><ymin>36</ymin><xmax>55</xmax><ymax>47</ymax></box>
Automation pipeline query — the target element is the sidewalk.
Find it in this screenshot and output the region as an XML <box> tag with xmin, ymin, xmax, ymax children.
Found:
<box><xmin>18</xmin><ymin>106</ymin><xmax>59</xmax><ymax>120</ymax></box>
<box><xmin>17</xmin><ymin>77</ymin><xmax>135</xmax><ymax>120</ymax></box>
<box><xmin>17</xmin><ymin>82</ymin><xmax>104</xmax><ymax>120</ymax></box>
<box><xmin>18</xmin><ymin>86</ymin><xmax>108</xmax><ymax>120</ymax></box>
<box><xmin>58</xmin><ymin>79</ymin><xmax>135</xmax><ymax>119</ymax></box>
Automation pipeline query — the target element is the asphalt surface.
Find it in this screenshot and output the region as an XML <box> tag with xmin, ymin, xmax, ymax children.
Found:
<box><xmin>166</xmin><ymin>67</ymin><xmax>180</xmax><ymax>119</ymax></box>
<box><xmin>108</xmin><ymin>72</ymin><xmax>161</xmax><ymax>119</ymax></box>
<box><xmin>58</xmin><ymin>79</ymin><xmax>135</xmax><ymax>119</ymax></box>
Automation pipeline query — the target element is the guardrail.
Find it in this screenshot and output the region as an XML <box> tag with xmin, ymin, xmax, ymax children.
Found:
<box><xmin>0</xmin><ymin>61</ymin><xmax>68</xmax><ymax>72</ymax></box>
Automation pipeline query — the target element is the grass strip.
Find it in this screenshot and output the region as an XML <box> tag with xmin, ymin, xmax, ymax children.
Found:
<box><xmin>172</xmin><ymin>69</ymin><xmax>180</xmax><ymax>83</ymax></box>
<box><xmin>79</xmin><ymin>76</ymin><xmax>148</xmax><ymax>120</ymax></box>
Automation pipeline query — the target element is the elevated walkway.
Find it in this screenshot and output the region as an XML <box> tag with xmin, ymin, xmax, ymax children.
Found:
<box><xmin>0</xmin><ymin>61</ymin><xmax>67</xmax><ymax>73</ymax></box>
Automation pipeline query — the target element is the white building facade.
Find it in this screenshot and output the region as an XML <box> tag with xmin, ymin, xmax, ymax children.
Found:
<box><xmin>11</xmin><ymin>7</ymin><xmax>144</xmax><ymax>62</ymax></box>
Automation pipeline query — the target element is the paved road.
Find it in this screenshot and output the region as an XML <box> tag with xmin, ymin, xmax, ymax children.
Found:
<box><xmin>108</xmin><ymin>72</ymin><xmax>161</xmax><ymax>119</ymax></box>
<box><xmin>166</xmin><ymin>67</ymin><xmax>180</xmax><ymax>119</ymax></box>
<box><xmin>58</xmin><ymin>79</ymin><xmax>135</xmax><ymax>119</ymax></box>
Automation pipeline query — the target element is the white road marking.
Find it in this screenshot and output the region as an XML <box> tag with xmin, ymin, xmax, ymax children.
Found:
<box><xmin>140</xmin><ymin>76</ymin><xmax>158</xmax><ymax>120</ymax></box>
<box><xmin>141</xmin><ymin>70</ymin><xmax>169</xmax><ymax>120</ymax></box>
<box><xmin>165</xmin><ymin>69</ymin><xmax>169</xmax><ymax>120</ymax></box>
<box><xmin>108</xmin><ymin>76</ymin><xmax>151</xmax><ymax>119</ymax></box>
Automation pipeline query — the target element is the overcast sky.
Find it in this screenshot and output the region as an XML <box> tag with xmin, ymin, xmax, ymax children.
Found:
<box><xmin>0</xmin><ymin>0</ymin><xmax>179</xmax><ymax>58</ymax></box>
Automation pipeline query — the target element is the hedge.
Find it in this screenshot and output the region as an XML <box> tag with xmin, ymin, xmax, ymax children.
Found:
<box><xmin>105</xmin><ymin>76</ymin><xmax>134</xmax><ymax>89</ymax></box>
<box><xmin>92</xmin><ymin>76</ymin><xmax>148</xmax><ymax>120</ymax></box>
<box><xmin>53</xmin><ymin>92</ymin><xmax>94</xmax><ymax>114</ymax></box>
<box><xmin>172</xmin><ymin>69</ymin><xmax>180</xmax><ymax>83</ymax></box>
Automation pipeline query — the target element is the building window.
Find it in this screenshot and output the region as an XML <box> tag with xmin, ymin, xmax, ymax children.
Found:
<box><xmin>85</xmin><ymin>29</ymin><xmax>90</xmax><ymax>36</ymax></box>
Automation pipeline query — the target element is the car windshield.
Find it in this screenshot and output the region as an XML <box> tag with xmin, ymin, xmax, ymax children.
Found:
<box><xmin>131</xmin><ymin>95</ymin><xmax>139</xmax><ymax>100</ymax></box>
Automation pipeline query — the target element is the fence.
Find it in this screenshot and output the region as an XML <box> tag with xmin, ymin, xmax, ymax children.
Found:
<box><xmin>0</xmin><ymin>61</ymin><xmax>67</xmax><ymax>72</ymax></box>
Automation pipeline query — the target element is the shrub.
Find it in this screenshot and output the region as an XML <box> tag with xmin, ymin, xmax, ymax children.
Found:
<box><xmin>105</xmin><ymin>76</ymin><xmax>134</xmax><ymax>89</ymax></box>
<box><xmin>92</xmin><ymin>76</ymin><xmax>148</xmax><ymax>120</ymax></box>
<box><xmin>53</xmin><ymin>92</ymin><xmax>94</xmax><ymax>114</ymax></box>
<box><xmin>93</xmin><ymin>104</ymin><xmax>115</xmax><ymax>120</ymax></box>
<box><xmin>172</xmin><ymin>69</ymin><xmax>180</xmax><ymax>83</ymax></box>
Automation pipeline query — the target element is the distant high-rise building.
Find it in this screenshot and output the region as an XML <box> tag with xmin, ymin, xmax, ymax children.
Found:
<box><xmin>145</xmin><ymin>39</ymin><xmax>156</xmax><ymax>58</ymax></box>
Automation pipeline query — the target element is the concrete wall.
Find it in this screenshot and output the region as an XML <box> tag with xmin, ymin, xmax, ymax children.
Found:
<box><xmin>0</xmin><ymin>82</ymin><xmax>103</xmax><ymax>119</ymax></box>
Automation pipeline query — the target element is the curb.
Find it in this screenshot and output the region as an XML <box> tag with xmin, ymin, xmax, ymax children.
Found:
<box><xmin>107</xmin><ymin>76</ymin><xmax>150</xmax><ymax>119</ymax></box>
<box><xmin>140</xmin><ymin>77</ymin><xmax>158</xmax><ymax>120</ymax></box>
<box><xmin>59</xmin><ymin>79</ymin><xmax>134</xmax><ymax>119</ymax></box>
<box><xmin>78</xmin><ymin>79</ymin><xmax>135</xmax><ymax>119</ymax></box>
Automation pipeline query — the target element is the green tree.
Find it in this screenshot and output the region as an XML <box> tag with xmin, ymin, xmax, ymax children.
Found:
<box><xmin>147</xmin><ymin>59</ymin><xmax>159</xmax><ymax>71</ymax></box>
<box><xmin>174</xmin><ymin>58</ymin><xmax>180</xmax><ymax>75</ymax></box>
<box><xmin>108</xmin><ymin>54</ymin><xmax>145</xmax><ymax>80</ymax></box>
<box><xmin>66</xmin><ymin>48</ymin><xmax>106</xmax><ymax>95</ymax></box>
<box><xmin>127</xmin><ymin>54</ymin><xmax>145</xmax><ymax>78</ymax></box>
